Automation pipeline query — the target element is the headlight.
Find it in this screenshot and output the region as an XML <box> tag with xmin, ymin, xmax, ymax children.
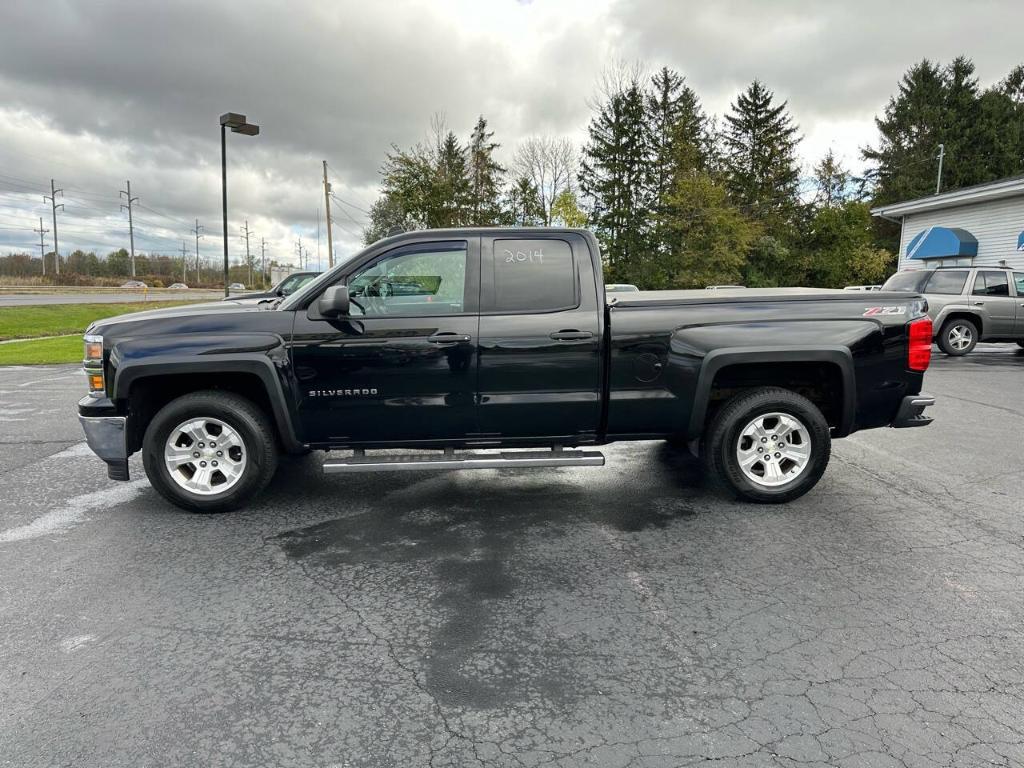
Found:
<box><xmin>83</xmin><ymin>334</ymin><xmax>105</xmax><ymax>394</ymax></box>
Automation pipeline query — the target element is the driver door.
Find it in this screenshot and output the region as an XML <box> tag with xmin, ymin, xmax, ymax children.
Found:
<box><xmin>290</xmin><ymin>239</ymin><xmax>480</xmax><ymax>445</ymax></box>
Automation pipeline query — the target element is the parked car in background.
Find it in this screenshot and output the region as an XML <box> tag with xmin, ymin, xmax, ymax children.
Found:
<box><xmin>881</xmin><ymin>267</ymin><xmax>1024</xmax><ymax>355</ymax></box>
<box><xmin>222</xmin><ymin>271</ymin><xmax>319</xmax><ymax>302</ymax></box>
<box><xmin>168</xmin><ymin>283</ymin><xmax>188</xmax><ymax>289</ymax></box>
<box><xmin>228</xmin><ymin>282</ymin><xmax>246</xmax><ymax>291</ymax></box>
<box><xmin>843</xmin><ymin>285</ymin><xmax>882</xmax><ymax>291</ymax></box>
<box><xmin>707</xmin><ymin>285</ymin><xmax>746</xmax><ymax>290</ymax></box>
<box><xmin>121</xmin><ymin>280</ymin><xmax>147</xmax><ymax>289</ymax></box>
<box><xmin>605</xmin><ymin>283</ymin><xmax>639</xmax><ymax>293</ymax></box>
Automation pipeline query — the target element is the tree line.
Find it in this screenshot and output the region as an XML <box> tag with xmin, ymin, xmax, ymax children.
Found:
<box><xmin>365</xmin><ymin>57</ymin><xmax>1024</xmax><ymax>289</ymax></box>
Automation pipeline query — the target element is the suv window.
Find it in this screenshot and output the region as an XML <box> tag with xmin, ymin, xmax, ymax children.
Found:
<box><xmin>1014</xmin><ymin>273</ymin><xmax>1024</xmax><ymax>296</ymax></box>
<box><xmin>347</xmin><ymin>244</ymin><xmax>468</xmax><ymax>316</ymax></box>
<box><xmin>923</xmin><ymin>270</ymin><xmax>969</xmax><ymax>295</ymax></box>
<box><xmin>492</xmin><ymin>239</ymin><xmax>576</xmax><ymax>312</ymax></box>
<box><xmin>972</xmin><ymin>271</ymin><xmax>1010</xmax><ymax>297</ymax></box>
<box><xmin>881</xmin><ymin>272</ymin><xmax>929</xmax><ymax>292</ymax></box>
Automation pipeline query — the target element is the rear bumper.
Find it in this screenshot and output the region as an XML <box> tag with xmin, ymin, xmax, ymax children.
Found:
<box><xmin>891</xmin><ymin>394</ymin><xmax>935</xmax><ymax>428</ymax></box>
<box><xmin>78</xmin><ymin>410</ymin><xmax>130</xmax><ymax>480</ymax></box>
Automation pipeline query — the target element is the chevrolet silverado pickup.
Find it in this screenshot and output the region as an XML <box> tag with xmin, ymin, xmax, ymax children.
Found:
<box><xmin>78</xmin><ymin>227</ymin><xmax>936</xmax><ymax>512</ymax></box>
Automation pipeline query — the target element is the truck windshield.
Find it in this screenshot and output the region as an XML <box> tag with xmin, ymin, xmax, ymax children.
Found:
<box><xmin>881</xmin><ymin>272</ymin><xmax>929</xmax><ymax>292</ymax></box>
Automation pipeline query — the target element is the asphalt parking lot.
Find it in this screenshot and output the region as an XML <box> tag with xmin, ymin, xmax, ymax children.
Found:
<box><xmin>2</xmin><ymin>347</ymin><xmax>1023</xmax><ymax>768</ymax></box>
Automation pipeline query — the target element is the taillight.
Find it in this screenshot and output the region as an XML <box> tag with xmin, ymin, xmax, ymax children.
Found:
<box><xmin>908</xmin><ymin>317</ymin><xmax>932</xmax><ymax>372</ymax></box>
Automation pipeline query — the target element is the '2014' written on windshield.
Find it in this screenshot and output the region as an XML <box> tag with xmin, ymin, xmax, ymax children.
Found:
<box><xmin>504</xmin><ymin>248</ymin><xmax>544</xmax><ymax>264</ymax></box>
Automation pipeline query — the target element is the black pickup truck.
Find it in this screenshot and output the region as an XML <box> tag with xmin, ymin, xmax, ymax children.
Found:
<box><xmin>78</xmin><ymin>227</ymin><xmax>935</xmax><ymax>512</ymax></box>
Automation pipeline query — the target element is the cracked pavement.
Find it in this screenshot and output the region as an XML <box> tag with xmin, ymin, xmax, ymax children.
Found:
<box><xmin>1</xmin><ymin>346</ymin><xmax>1023</xmax><ymax>767</ymax></box>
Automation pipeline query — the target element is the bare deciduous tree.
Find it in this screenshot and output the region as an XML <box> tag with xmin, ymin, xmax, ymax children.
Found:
<box><xmin>512</xmin><ymin>136</ymin><xmax>577</xmax><ymax>225</ymax></box>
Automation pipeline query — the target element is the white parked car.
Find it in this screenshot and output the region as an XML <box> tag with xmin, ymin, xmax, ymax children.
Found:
<box><xmin>121</xmin><ymin>280</ymin><xmax>147</xmax><ymax>289</ymax></box>
<box><xmin>168</xmin><ymin>282</ymin><xmax>188</xmax><ymax>289</ymax></box>
<box><xmin>228</xmin><ymin>282</ymin><xmax>246</xmax><ymax>291</ymax></box>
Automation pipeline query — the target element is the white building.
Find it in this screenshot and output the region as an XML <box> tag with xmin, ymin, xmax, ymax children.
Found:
<box><xmin>871</xmin><ymin>175</ymin><xmax>1024</xmax><ymax>272</ymax></box>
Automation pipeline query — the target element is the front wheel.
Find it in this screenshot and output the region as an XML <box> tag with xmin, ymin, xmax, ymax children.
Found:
<box><xmin>704</xmin><ymin>387</ymin><xmax>831</xmax><ymax>504</ymax></box>
<box><xmin>142</xmin><ymin>391</ymin><xmax>279</xmax><ymax>513</ymax></box>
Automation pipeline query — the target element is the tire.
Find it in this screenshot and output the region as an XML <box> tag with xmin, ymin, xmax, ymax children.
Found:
<box><xmin>142</xmin><ymin>390</ymin><xmax>278</xmax><ymax>513</ymax></box>
<box><xmin>704</xmin><ymin>387</ymin><xmax>831</xmax><ymax>504</ymax></box>
<box><xmin>938</xmin><ymin>318</ymin><xmax>978</xmax><ymax>356</ymax></box>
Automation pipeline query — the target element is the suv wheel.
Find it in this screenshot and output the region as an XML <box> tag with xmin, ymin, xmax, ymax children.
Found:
<box><xmin>704</xmin><ymin>387</ymin><xmax>831</xmax><ymax>504</ymax></box>
<box><xmin>142</xmin><ymin>391</ymin><xmax>278</xmax><ymax>513</ymax></box>
<box><xmin>938</xmin><ymin>318</ymin><xmax>978</xmax><ymax>356</ymax></box>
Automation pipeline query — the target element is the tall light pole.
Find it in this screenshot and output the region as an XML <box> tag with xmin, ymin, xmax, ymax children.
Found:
<box><xmin>220</xmin><ymin>112</ymin><xmax>259</xmax><ymax>297</ymax></box>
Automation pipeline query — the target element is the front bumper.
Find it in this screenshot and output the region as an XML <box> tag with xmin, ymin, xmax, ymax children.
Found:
<box><xmin>78</xmin><ymin>412</ymin><xmax>130</xmax><ymax>480</ymax></box>
<box><xmin>892</xmin><ymin>394</ymin><xmax>935</xmax><ymax>428</ymax></box>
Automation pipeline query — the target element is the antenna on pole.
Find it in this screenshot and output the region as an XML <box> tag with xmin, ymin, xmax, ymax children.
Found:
<box><xmin>935</xmin><ymin>144</ymin><xmax>945</xmax><ymax>194</ymax></box>
<box><xmin>43</xmin><ymin>180</ymin><xmax>63</xmax><ymax>278</ymax></box>
<box><xmin>33</xmin><ymin>217</ymin><xmax>50</xmax><ymax>277</ymax></box>
<box><xmin>120</xmin><ymin>180</ymin><xmax>139</xmax><ymax>277</ymax></box>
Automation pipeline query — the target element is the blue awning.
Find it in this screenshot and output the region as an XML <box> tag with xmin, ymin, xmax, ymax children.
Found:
<box><xmin>906</xmin><ymin>226</ymin><xmax>978</xmax><ymax>260</ymax></box>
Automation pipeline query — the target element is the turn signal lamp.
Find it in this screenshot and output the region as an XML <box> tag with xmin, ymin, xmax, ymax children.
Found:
<box><xmin>83</xmin><ymin>334</ymin><xmax>105</xmax><ymax>394</ymax></box>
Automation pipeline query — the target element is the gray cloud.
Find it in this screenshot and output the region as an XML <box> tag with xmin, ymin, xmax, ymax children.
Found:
<box><xmin>0</xmin><ymin>0</ymin><xmax>1021</xmax><ymax>261</ymax></box>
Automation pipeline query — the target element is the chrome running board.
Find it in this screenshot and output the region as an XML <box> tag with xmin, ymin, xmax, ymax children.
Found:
<box><xmin>322</xmin><ymin>447</ymin><xmax>605</xmax><ymax>474</ymax></box>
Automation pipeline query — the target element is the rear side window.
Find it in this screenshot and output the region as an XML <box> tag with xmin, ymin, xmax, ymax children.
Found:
<box><xmin>492</xmin><ymin>239</ymin><xmax>576</xmax><ymax>312</ymax></box>
<box><xmin>972</xmin><ymin>271</ymin><xmax>1010</xmax><ymax>297</ymax></box>
<box><xmin>1014</xmin><ymin>273</ymin><xmax>1024</xmax><ymax>295</ymax></box>
<box><xmin>923</xmin><ymin>270</ymin><xmax>968</xmax><ymax>295</ymax></box>
<box><xmin>881</xmin><ymin>272</ymin><xmax>928</xmax><ymax>292</ymax></box>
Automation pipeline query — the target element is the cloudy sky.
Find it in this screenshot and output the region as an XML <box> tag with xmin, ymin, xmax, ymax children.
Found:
<box><xmin>1</xmin><ymin>0</ymin><xmax>1021</xmax><ymax>269</ymax></box>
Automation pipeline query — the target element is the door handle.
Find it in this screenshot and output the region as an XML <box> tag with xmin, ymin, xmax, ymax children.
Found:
<box><xmin>971</xmin><ymin>301</ymin><xmax>985</xmax><ymax>306</ymax></box>
<box><xmin>427</xmin><ymin>332</ymin><xmax>471</xmax><ymax>344</ymax></box>
<box><xmin>549</xmin><ymin>330</ymin><xmax>594</xmax><ymax>341</ymax></box>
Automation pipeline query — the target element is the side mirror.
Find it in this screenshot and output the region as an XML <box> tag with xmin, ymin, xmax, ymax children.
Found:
<box><xmin>318</xmin><ymin>285</ymin><xmax>350</xmax><ymax>317</ymax></box>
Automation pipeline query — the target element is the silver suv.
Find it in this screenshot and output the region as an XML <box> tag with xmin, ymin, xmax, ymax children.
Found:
<box><xmin>881</xmin><ymin>267</ymin><xmax>1024</xmax><ymax>356</ymax></box>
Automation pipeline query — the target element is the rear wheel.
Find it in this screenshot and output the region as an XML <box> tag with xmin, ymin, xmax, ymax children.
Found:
<box><xmin>938</xmin><ymin>318</ymin><xmax>978</xmax><ymax>356</ymax></box>
<box><xmin>704</xmin><ymin>387</ymin><xmax>831</xmax><ymax>503</ymax></box>
<box><xmin>142</xmin><ymin>391</ymin><xmax>278</xmax><ymax>513</ymax></box>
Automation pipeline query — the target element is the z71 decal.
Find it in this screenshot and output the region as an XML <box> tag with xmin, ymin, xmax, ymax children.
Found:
<box><xmin>863</xmin><ymin>306</ymin><xmax>907</xmax><ymax>317</ymax></box>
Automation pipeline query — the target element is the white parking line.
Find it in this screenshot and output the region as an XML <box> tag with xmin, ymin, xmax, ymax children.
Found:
<box><xmin>0</xmin><ymin>480</ymin><xmax>148</xmax><ymax>544</ymax></box>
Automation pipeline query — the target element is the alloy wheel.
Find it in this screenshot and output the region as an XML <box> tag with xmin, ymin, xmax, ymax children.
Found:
<box><xmin>164</xmin><ymin>417</ymin><xmax>247</xmax><ymax>495</ymax></box>
<box><xmin>735</xmin><ymin>412</ymin><xmax>811</xmax><ymax>488</ymax></box>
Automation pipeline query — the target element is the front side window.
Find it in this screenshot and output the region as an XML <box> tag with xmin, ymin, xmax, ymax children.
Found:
<box><xmin>347</xmin><ymin>244</ymin><xmax>468</xmax><ymax>316</ymax></box>
<box><xmin>492</xmin><ymin>239</ymin><xmax>576</xmax><ymax>312</ymax></box>
<box><xmin>972</xmin><ymin>271</ymin><xmax>1010</xmax><ymax>297</ymax></box>
<box><xmin>923</xmin><ymin>270</ymin><xmax>968</xmax><ymax>295</ymax></box>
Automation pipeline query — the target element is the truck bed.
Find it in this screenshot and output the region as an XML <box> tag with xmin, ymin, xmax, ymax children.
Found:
<box><xmin>611</xmin><ymin>287</ymin><xmax>919</xmax><ymax>307</ymax></box>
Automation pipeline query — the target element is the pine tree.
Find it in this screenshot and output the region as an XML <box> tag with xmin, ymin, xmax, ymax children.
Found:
<box><xmin>433</xmin><ymin>131</ymin><xmax>471</xmax><ymax>227</ymax></box>
<box><xmin>722</xmin><ymin>80</ymin><xmax>801</xmax><ymax>231</ymax></box>
<box><xmin>580</xmin><ymin>70</ymin><xmax>651</xmax><ymax>282</ymax></box>
<box><xmin>647</xmin><ymin>67</ymin><xmax>708</xmax><ymax>203</ymax></box>
<box><xmin>467</xmin><ymin>116</ymin><xmax>505</xmax><ymax>225</ymax></box>
<box><xmin>812</xmin><ymin>150</ymin><xmax>853</xmax><ymax>209</ymax></box>
<box><xmin>506</xmin><ymin>176</ymin><xmax>544</xmax><ymax>226</ymax></box>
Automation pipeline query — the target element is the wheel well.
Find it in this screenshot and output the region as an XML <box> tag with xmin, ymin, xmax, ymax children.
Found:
<box><xmin>940</xmin><ymin>312</ymin><xmax>983</xmax><ymax>338</ymax></box>
<box><xmin>706</xmin><ymin>362</ymin><xmax>844</xmax><ymax>429</ymax></box>
<box><xmin>124</xmin><ymin>372</ymin><xmax>277</xmax><ymax>454</ymax></box>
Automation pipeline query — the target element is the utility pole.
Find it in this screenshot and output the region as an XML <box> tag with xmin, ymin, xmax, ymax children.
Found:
<box><xmin>33</xmin><ymin>217</ymin><xmax>49</xmax><ymax>276</ymax></box>
<box><xmin>180</xmin><ymin>240</ymin><xmax>189</xmax><ymax>283</ymax></box>
<box><xmin>322</xmin><ymin>160</ymin><xmax>335</xmax><ymax>268</ymax></box>
<box><xmin>120</xmin><ymin>180</ymin><xmax>139</xmax><ymax>277</ymax></box>
<box><xmin>191</xmin><ymin>219</ymin><xmax>204</xmax><ymax>285</ymax></box>
<box><xmin>260</xmin><ymin>237</ymin><xmax>267</xmax><ymax>288</ymax></box>
<box><xmin>936</xmin><ymin>143</ymin><xmax>945</xmax><ymax>194</ymax></box>
<box><xmin>43</xmin><ymin>179</ymin><xmax>63</xmax><ymax>277</ymax></box>
<box><xmin>241</xmin><ymin>219</ymin><xmax>252</xmax><ymax>287</ymax></box>
<box><xmin>295</xmin><ymin>238</ymin><xmax>304</xmax><ymax>270</ymax></box>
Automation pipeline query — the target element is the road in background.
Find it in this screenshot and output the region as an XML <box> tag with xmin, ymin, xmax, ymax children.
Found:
<box><xmin>0</xmin><ymin>290</ymin><xmax>237</xmax><ymax>306</ymax></box>
<box><xmin>2</xmin><ymin>346</ymin><xmax>1023</xmax><ymax>767</ymax></box>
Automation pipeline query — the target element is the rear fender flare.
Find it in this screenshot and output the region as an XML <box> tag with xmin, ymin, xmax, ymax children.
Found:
<box><xmin>685</xmin><ymin>346</ymin><xmax>856</xmax><ymax>440</ymax></box>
